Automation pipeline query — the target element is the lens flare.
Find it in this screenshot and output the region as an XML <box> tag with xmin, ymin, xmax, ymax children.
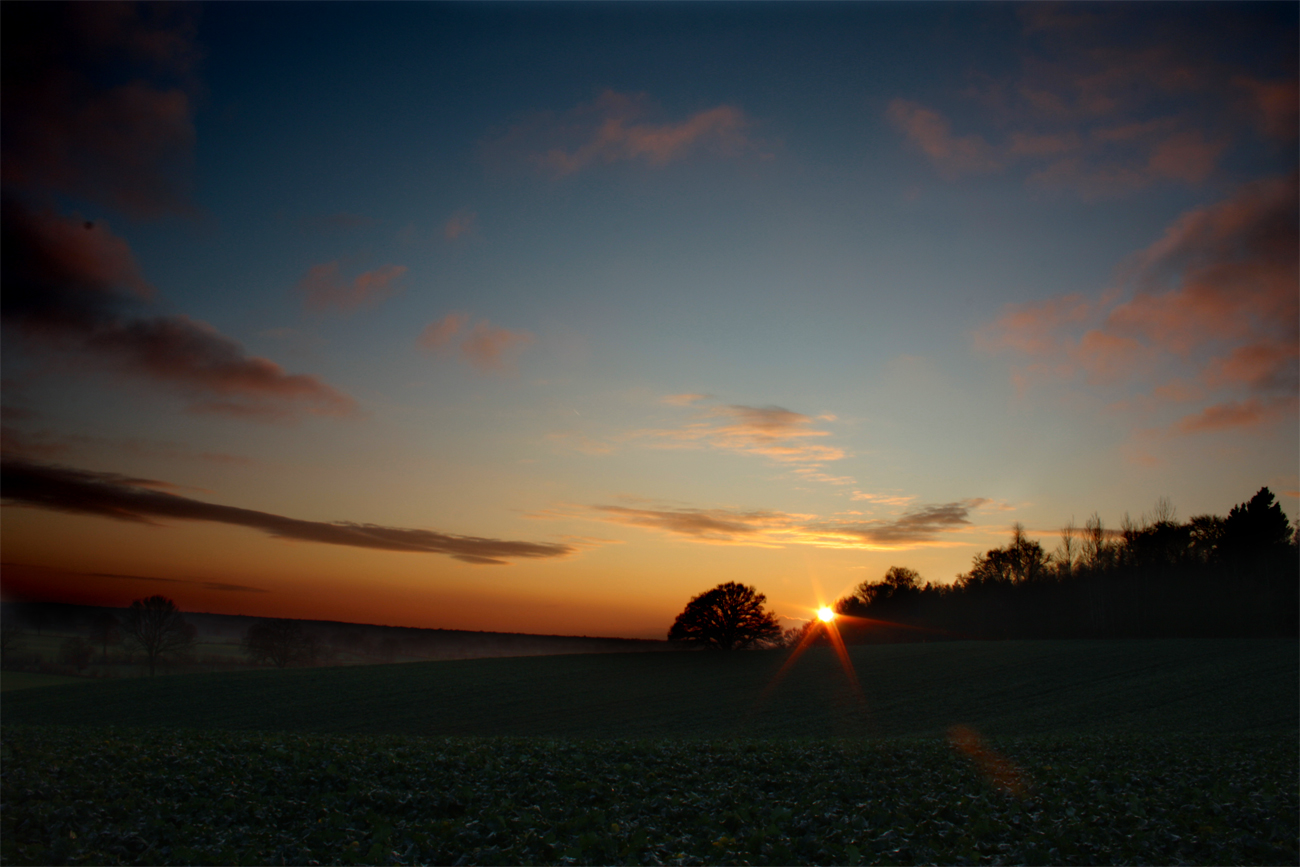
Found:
<box><xmin>817</xmin><ymin>606</ymin><xmax>835</xmax><ymax>622</ymax></box>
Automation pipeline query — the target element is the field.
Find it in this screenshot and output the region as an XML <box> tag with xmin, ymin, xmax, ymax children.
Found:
<box><xmin>3</xmin><ymin>640</ymin><xmax>1297</xmax><ymax>865</ymax></box>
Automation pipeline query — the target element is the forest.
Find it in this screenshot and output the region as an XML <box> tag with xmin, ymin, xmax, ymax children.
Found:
<box><xmin>832</xmin><ymin>487</ymin><xmax>1299</xmax><ymax>642</ymax></box>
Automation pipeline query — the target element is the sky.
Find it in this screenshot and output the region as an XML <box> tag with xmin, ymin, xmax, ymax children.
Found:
<box><xmin>2</xmin><ymin>2</ymin><xmax>1296</xmax><ymax>640</ymax></box>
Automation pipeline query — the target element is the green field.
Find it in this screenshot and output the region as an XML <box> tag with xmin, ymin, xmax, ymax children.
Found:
<box><xmin>0</xmin><ymin>671</ymin><xmax>90</xmax><ymax>692</ymax></box>
<box><xmin>3</xmin><ymin>640</ymin><xmax>1297</xmax><ymax>865</ymax></box>
<box><xmin>3</xmin><ymin>640</ymin><xmax>1296</xmax><ymax>737</ymax></box>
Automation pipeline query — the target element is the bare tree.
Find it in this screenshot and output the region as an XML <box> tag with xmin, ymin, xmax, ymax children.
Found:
<box><xmin>668</xmin><ymin>582</ymin><xmax>782</xmax><ymax>650</ymax></box>
<box><xmin>242</xmin><ymin>619</ymin><xmax>315</xmax><ymax>668</ymax></box>
<box><xmin>122</xmin><ymin>596</ymin><xmax>195</xmax><ymax>676</ymax></box>
<box><xmin>1055</xmin><ymin>518</ymin><xmax>1078</xmax><ymax>577</ymax></box>
<box><xmin>59</xmin><ymin>636</ymin><xmax>94</xmax><ymax>672</ymax></box>
<box><xmin>88</xmin><ymin>610</ymin><xmax>121</xmax><ymax>663</ymax></box>
<box><xmin>0</xmin><ymin>622</ymin><xmax>27</xmax><ymax>669</ymax></box>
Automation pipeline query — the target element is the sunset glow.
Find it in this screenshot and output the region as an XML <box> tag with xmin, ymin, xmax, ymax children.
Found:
<box><xmin>1</xmin><ymin>3</ymin><xmax>1295</xmax><ymax>639</ymax></box>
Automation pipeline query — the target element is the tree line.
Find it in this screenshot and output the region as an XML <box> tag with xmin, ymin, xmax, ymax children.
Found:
<box><xmin>833</xmin><ymin>487</ymin><xmax>1298</xmax><ymax>642</ymax></box>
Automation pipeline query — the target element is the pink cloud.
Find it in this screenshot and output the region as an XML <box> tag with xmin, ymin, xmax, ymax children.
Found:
<box><xmin>977</xmin><ymin>175</ymin><xmax>1298</xmax><ymax>436</ymax></box>
<box><xmin>1175</xmin><ymin>397</ymin><xmax>1298</xmax><ymax>435</ymax></box>
<box><xmin>1072</xmin><ymin>329</ymin><xmax>1152</xmax><ymax>384</ymax></box>
<box><xmin>484</xmin><ymin>90</ymin><xmax>757</xmax><ymax>176</ymax></box>
<box><xmin>630</xmin><ymin>404</ymin><xmax>846</xmax><ymax>464</ymax></box>
<box><xmin>460</xmin><ymin>320</ymin><xmax>534</xmax><ymax>373</ymax></box>
<box><xmin>417</xmin><ymin>314</ymin><xmax>533</xmax><ymax>373</ymax></box>
<box><xmin>886</xmin><ymin>99</ymin><xmax>1003</xmax><ymax>176</ymax></box>
<box><xmin>974</xmin><ymin>294</ymin><xmax>1092</xmax><ymax>356</ymax></box>
<box><xmin>416</xmin><ymin>312</ymin><xmax>470</xmax><ymax>352</ymax></box>
<box><xmin>297</xmin><ymin>261</ymin><xmax>407</xmax><ymax>314</ymax></box>
<box><xmin>443</xmin><ymin>210</ymin><xmax>478</xmax><ymax>241</ymax></box>
<box><xmin>889</xmin><ymin>16</ymin><xmax>1283</xmax><ymax>199</ymax></box>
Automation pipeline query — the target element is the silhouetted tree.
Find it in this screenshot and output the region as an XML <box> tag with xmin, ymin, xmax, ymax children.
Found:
<box><xmin>59</xmin><ymin>635</ymin><xmax>93</xmax><ymax>672</ymax></box>
<box><xmin>88</xmin><ymin>610</ymin><xmax>120</xmax><ymax>663</ymax></box>
<box><xmin>0</xmin><ymin>622</ymin><xmax>26</xmax><ymax>668</ymax></box>
<box><xmin>668</xmin><ymin>582</ymin><xmax>782</xmax><ymax>650</ymax></box>
<box><xmin>122</xmin><ymin>596</ymin><xmax>195</xmax><ymax>676</ymax></box>
<box><xmin>242</xmin><ymin>618</ymin><xmax>315</xmax><ymax>668</ymax></box>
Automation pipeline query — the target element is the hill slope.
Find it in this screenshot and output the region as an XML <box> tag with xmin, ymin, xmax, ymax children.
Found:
<box><xmin>4</xmin><ymin>639</ymin><xmax>1295</xmax><ymax>738</ymax></box>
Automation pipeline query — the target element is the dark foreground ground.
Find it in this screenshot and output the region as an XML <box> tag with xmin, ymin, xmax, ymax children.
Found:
<box><xmin>2</xmin><ymin>640</ymin><xmax>1296</xmax><ymax>865</ymax></box>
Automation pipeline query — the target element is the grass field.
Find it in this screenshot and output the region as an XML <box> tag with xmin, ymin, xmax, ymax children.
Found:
<box><xmin>3</xmin><ymin>640</ymin><xmax>1296</xmax><ymax>865</ymax></box>
<box><xmin>0</xmin><ymin>671</ymin><xmax>90</xmax><ymax>692</ymax></box>
<box><xmin>3</xmin><ymin>639</ymin><xmax>1296</xmax><ymax>738</ymax></box>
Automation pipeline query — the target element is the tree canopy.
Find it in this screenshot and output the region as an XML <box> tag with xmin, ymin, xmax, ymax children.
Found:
<box><xmin>668</xmin><ymin>582</ymin><xmax>782</xmax><ymax>650</ymax></box>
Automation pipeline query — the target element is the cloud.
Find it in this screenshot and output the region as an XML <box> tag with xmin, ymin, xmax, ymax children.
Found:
<box><xmin>661</xmin><ymin>393</ymin><xmax>711</xmax><ymax>406</ymax></box>
<box><xmin>461</xmin><ymin>321</ymin><xmax>534</xmax><ymax>372</ymax></box>
<box><xmin>90</xmin><ymin>571</ymin><xmax>268</xmax><ymax>593</ymax></box>
<box><xmin>1</xmin><ymin>199</ymin><xmax>357</xmax><ymax>421</ymax></box>
<box><xmin>1175</xmin><ymin>397</ymin><xmax>1299</xmax><ymax>435</ymax></box>
<box><xmin>569</xmin><ymin>497</ymin><xmax>989</xmax><ymax>550</ymax></box>
<box><xmin>0</xmin><ymin>423</ymin><xmax>254</xmax><ymax>467</ymax></box>
<box><xmin>417</xmin><ymin>313</ymin><xmax>533</xmax><ymax>373</ymax></box>
<box><xmin>886</xmin><ymin>99</ymin><xmax>1004</xmax><ymax>176</ymax></box>
<box><xmin>302</xmin><ymin>212</ymin><xmax>375</xmax><ymax>233</ymax></box>
<box><xmin>416</xmin><ymin>312</ymin><xmax>470</xmax><ymax>352</ymax></box>
<box><xmin>297</xmin><ymin>261</ymin><xmax>408</xmax><ymax>314</ymax></box>
<box><xmin>1</xmin><ymin>3</ymin><xmax>200</xmax><ymax>217</ymax></box>
<box><xmin>888</xmin><ymin>12</ymin><xmax>1290</xmax><ymax>198</ymax></box>
<box><xmin>1235</xmin><ymin>76</ymin><xmax>1300</xmax><ymax>143</ymax></box>
<box><xmin>1</xmin><ymin>458</ymin><xmax>575</xmax><ymax>566</ymax></box>
<box><xmin>632</xmin><ymin>404</ymin><xmax>846</xmax><ymax>464</ymax></box>
<box><xmin>977</xmin><ymin>175</ymin><xmax>1299</xmax><ymax>434</ymax></box>
<box><xmin>483</xmin><ymin>90</ymin><xmax>757</xmax><ymax>176</ymax></box>
<box><xmin>443</xmin><ymin>210</ymin><xmax>478</xmax><ymax>241</ymax></box>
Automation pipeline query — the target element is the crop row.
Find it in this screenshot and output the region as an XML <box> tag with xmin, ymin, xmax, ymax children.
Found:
<box><xmin>2</xmin><ymin>726</ymin><xmax>1295</xmax><ymax>865</ymax></box>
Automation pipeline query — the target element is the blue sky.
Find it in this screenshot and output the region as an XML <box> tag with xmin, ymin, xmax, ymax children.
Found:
<box><xmin>3</xmin><ymin>2</ymin><xmax>1296</xmax><ymax>637</ymax></box>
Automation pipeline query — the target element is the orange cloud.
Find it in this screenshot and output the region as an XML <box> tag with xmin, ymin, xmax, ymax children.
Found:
<box><xmin>297</xmin><ymin>261</ymin><xmax>408</xmax><ymax>314</ymax></box>
<box><xmin>484</xmin><ymin>90</ymin><xmax>757</xmax><ymax>176</ymax></box>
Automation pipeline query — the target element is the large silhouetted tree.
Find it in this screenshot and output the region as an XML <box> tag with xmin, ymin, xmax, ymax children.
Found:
<box><xmin>123</xmin><ymin>596</ymin><xmax>195</xmax><ymax>676</ymax></box>
<box><xmin>668</xmin><ymin>582</ymin><xmax>782</xmax><ymax>650</ymax></box>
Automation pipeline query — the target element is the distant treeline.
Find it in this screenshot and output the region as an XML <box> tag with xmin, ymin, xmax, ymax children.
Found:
<box><xmin>834</xmin><ymin>487</ymin><xmax>1299</xmax><ymax>641</ymax></box>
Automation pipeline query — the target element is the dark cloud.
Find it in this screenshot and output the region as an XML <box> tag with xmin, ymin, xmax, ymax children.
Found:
<box><xmin>578</xmin><ymin>498</ymin><xmax>988</xmax><ymax>548</ymax></box>
<box><xmin>830</xmin><ymin>500</ymin><xmax>990</xmax><ymax>545</ymax></box>
<box><xmin>1</xmin><ymin>2</ymin><xmax>200</xmax><ymax>218</ymax></box>
<box><xmin>91</xmin><ymin>571</ymin><xmax>268</xmax><ymax>593</ymax></box>
<box><xmin>1</xmin><ymin>199</ymin><xmax>357</xmax><ymax>421</ymax></box>
<box><xmin>2</xmin><ymin>458</ymin><xmax>575</xmax><ymax>565</ymax></box>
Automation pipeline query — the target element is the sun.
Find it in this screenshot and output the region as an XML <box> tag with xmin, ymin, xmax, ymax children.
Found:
<box><xmin>817</xmin><ymin>606</ymin><xmax>836</xmax><ymax>622</ymax></box>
